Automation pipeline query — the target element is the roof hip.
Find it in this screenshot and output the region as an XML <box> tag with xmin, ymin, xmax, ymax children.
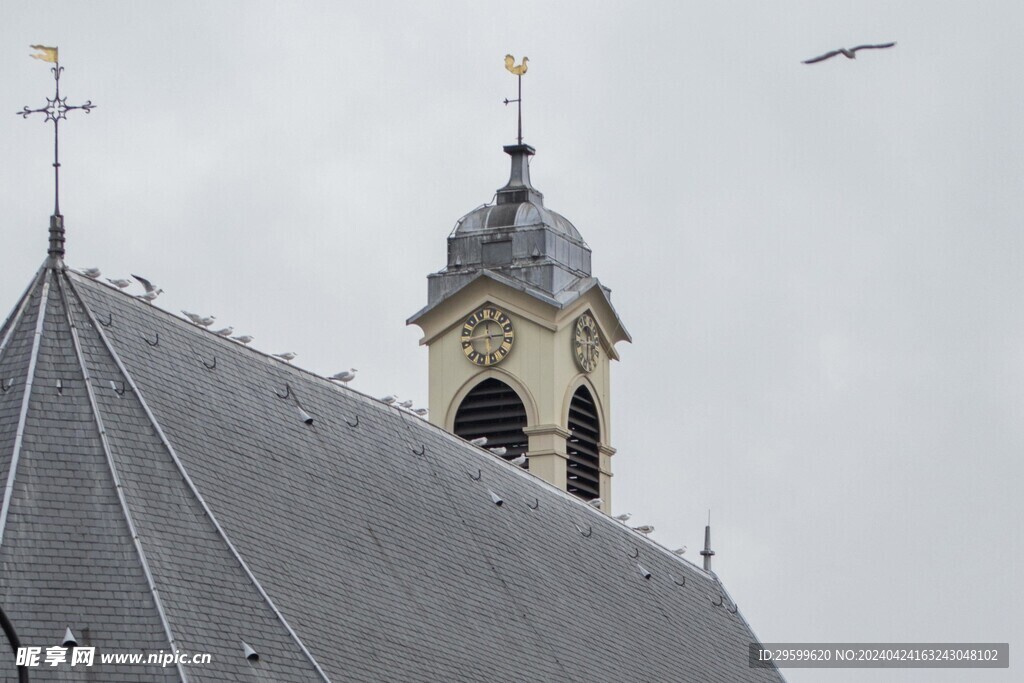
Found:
<box><xmin>65</xmin><ymin>272</ymin><xmax>334</xmax><ymax>682</ymax></box>
<box><xmin>0</xmin><ymin>269</ymin><xmax>50</xmax><ymax>550</ymax></box>
<box><xmin>57</xmin><ymin>272</ymin><xmax>190</xmax><ymax>681</ymax></box>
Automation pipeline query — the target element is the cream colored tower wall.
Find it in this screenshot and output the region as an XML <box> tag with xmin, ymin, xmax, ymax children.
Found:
<box><xmin>420</xmin><ymin>280</ymin><xmax>616</xmax><ymax>506</ymax></box>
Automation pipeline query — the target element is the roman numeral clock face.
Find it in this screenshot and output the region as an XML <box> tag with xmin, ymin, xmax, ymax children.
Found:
<box><xmin>461</xmin><ymin>306</ymin><xmax>515</xmax><ymax>366</ymax></box>
<box><xmin>574</xmin><ymin>312</ymin><xmax>601</xmax><ymax>372</ymax></box>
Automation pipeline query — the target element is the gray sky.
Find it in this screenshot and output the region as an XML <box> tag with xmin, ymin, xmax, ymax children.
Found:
<box><xmin>2</xmin><ymin>2</ymin><xmax>1020</xmax><ymax>680</ymax></box>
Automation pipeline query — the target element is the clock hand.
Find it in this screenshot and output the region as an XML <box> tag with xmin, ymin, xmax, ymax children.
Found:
<box><xmin>467</xmin><ymin>327</ymin><xmax>505</xmax><ymax>343</ymax></box>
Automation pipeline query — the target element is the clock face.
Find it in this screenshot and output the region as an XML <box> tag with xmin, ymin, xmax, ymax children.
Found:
<box><xmin>461</xmin><ymin>306</ymin><xmax>515</xmax><ymax>366</ymax></box>
<box><xmin>573</xmin><ymin>312</ymin><xmax>601</xmax><ymax>373</ymax></box>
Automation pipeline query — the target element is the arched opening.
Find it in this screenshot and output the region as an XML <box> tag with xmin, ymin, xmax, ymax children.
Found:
<box><xmin>453</xmin><ymin>378</ymin><xmax>528</xmax><ymax>467</ymax></box>
<box><xmin>567</xmin><ymin>385</ymin><xmax>601</xmax><ymax>501</ymax></box>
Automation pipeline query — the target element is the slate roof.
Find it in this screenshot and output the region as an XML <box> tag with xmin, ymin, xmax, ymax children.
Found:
<box><xmin>0</xmin><ymin>263</ymin><xmax>783</xmax><ymax>682</ymax></box>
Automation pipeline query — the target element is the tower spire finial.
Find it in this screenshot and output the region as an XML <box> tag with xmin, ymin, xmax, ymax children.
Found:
<box><xmin>17</xmin><ymin>45</ymin><xmax>96</xmax><ymax>265</ymax></box>
<box><xmin>503</xmin><ymin>54</ymin><xmax>529</xmax><ymax>145</ymax></box>
<box><xmin>700</xmin><ymin>510</ymin><xmax>716</xmax><ymax>571</ymax></box>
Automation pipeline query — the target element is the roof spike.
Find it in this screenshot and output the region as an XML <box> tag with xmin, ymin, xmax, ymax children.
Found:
<box><xmin>62</xmin><ymin>626</ymin><xmax>78</xmax><ymax>647</ymax></box>
<box><xmin>48</xmin><ymin>215</ymin><xmax>65</xmax><ymax>267</ymax></box>
<box><xmin>700</xmin><ymin>511</ymin><xmax>715</xmax><ymax>572</ymax></box>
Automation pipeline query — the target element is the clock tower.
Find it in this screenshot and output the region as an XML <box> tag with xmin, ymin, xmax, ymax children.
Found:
<box><xmin>408</xmin><ymin>143</ymin><xmax>629</xmax><ymax>507</ymax></box>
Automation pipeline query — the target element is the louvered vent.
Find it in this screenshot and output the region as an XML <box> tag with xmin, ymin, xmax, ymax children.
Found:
<box><xmin>567</xmin><ymin>386</ymin><xmax>601</xmax><ymax>500</ymax></box>
<box><xmin>453</xmin><ymin>378</ymin><xmax>528</xmax><ymax>467</ymax></box>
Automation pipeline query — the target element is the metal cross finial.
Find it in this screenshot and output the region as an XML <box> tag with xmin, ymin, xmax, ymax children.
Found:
<box><xmin>17</xmin><ymin>45</ymin><xmax>95</xmax><ymax>256</ymax></box>
<box><xmin>503</xmin><ymin>54</ymin><xmax>529</xmax><ymax>145</ymax></box>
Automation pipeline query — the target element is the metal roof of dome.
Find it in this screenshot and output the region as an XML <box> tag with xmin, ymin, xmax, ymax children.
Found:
<box><xmin>454</xmin><ymin>201</ymin><xmax>585</xmax><ymax>242</ymax></box>
<box><xmin>451</xmin><ymin>144</ymin><xmax>586</xmax><ymax>245</ymax></box>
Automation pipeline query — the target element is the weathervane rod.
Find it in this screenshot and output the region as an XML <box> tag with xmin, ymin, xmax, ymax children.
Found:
<box><xmin>503</xmin><ymin>54</ymin><xmax>529</xmax><ymax>145</ymax></box>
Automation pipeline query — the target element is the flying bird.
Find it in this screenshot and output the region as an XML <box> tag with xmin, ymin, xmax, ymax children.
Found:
<box><xmin>504</xmin><ymin>54</ymin><xmax>528</xmax><ymax>76</ymax></box>
<box><xmin>131</xmin><ymin>273</ymin><xmax>160</xmax><ymax>293</ymax></box>
<box><xmin>211</xmin><ymin>326</ymin><xmax>234</xmax><ymax>337</ymax></box>
<box><xmin>469</xmin><ymin>436</ymin><xmax>488</xmax><ymax>446</ymax></box>
<box><xmin>632</xmin><ymin>525</ymin><xmax>655</xmax><ymax>535</ymax></box>
<box><xmin>231</xmin><ymin>334</ymin><xmax>255</xmax><ymax>345</ymax></box>
<box><xmin>613</xmin><ymin>513</ymin><xmax>632</xmax><ymax>522</ymax></box>
<box><xmin>328</xmin><ymin>369</ymin><xmax>357</xmax><ymax>384</ymax></box>
<box><xmin>802</xmin><ymin>42</ymin><xmax>896</xmax><ymax>64</ymax></box>
<box><xmin>273</xmin><ymin>352</ymin><xmax>297</xmax><ymax>362</ymax></box>
<box><xmin>81</xmin><ymin>267</ymin><xmax>101</xmax><ymax>279</ymax></box>
<box><xmin>106</xmin><ymin>278</ymin><xmax>131</xmax><ymax>289</ymax></box>
<box><xmin>488</xmin><ymin>446</ymin><xmax>507</xmax><ymax>456</ymax></box>
<box><xmin>509</xmin><ymin>454</ymin><xmax>527</xmax><ymax>467</ymax></box>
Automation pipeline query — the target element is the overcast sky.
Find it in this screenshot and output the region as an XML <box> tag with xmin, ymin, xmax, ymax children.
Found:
<box><xmin>2</xmin><ymin>2</ymin><xmax>1021</xmax><ymax>681</ymax></box>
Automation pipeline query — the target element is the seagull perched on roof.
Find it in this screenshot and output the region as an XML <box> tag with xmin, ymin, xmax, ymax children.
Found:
<box><xmin>587</xmin><ymin>498</ymin><xmax>604</xmax><ymax>509</ymax></box>
<box><xmin>509</xmin><ymin>454</ymin><xmax>527</xmax><ymax>467</ymax></box>
<box><xmin>469</xmin><ymin>436</ymin><xmax>487</xmax><ymax>446</ymax></box>
<box><xmin>182</xmin><ymin>311</ymin><xmax>216</xmax><ymax>327</ymax></box>
<box><xmin>672</xmin><ymin>546</ymin><xmax>687</xmax><ymax>556</ymax></box>
<box><xmin>489</xmin><ymin>446</ymin><xmax>507</xmax><ymax>456</ymax></box>
<box><xmin>106</xmin><ymin>278</ymin><xmax>131</xmax><ymax>289</ymax></box>
<box><xmin>613</xmin><ymin>512</ymin><xmax>632</xmax><ymax>522</ymax></box>
<box><xmin>328</xmin><ymin>369</ymin><xmax>357</xmax><ymax>384</ymax></box>
<box><xmin>231</xmin><ymin>334</ymin><xmax>254</xmax><ymax>345</ymax></box>
<box><xmin>211</xmin><ymin>326</ymin><xmax>234</xmax><ymax>337</ymax></box>
<box><xmin>131</xmin><ymin>273</ymin><xmax>160</xmax><ymax>294</ymax></box>
<box><xmin>382</xmin><ymin>395</ymin><xmax>398</xmax><ymax>405</ymax></box>
<box><xmin>136</xmin><ymin>288</ymin><xmax>163</xmax><ymax>302</ymax></box>
<box><xmin>399</xmin><ymin>399</ymin><xmax>414</xmax><ymax>409</ymax></box>
<box><xmin>80</xmin><ymin>267</ymin><xmax>101</xmax><ymax>279</ymax></box>
<box><xmin>632</xmin><ymin>524</ymin><xmax>655</xmax><ymax>535</ymax></box>
<box><xmin>413</xmin><ymin>407</ymin><xmax>428</xmax><ymax>416</ymax></box>
<box><xmin>273</xmin><ymin>352</ymin><xmax>297</xmax><ymax>362</ymax></box>
<box><xmin>802</xmin><ymin>42</ymin><xmax>896</xmax><ymax>64</ymax></box>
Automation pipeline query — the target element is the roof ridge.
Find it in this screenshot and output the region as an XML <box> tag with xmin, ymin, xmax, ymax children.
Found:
<box><xmin>66</xmin><ymin>270</ymin><xmax>388</xmax><ymax>405</ymax></box>
<box><xmin>66</xmin><ymin>273</ymin><xmax>334</xmax><ymax>683</ymax></box>
<box><xmin>57</xmin><ymin>272</ymin><xmax>190</xmax><ymax>682</ymax></box>
<box><xmin>0</xmin><ymin>269</ymin><xmax>52</xmax><ymax>550</ymax></box>
<box><xmin>0</xmin><ymin>265</ymin><xmax>45</xmax><ymax>367</ymax></box>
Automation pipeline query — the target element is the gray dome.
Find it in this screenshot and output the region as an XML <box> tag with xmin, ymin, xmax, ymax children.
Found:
<box><xmin>454</xmin><ymin>201</ymin><xmax>585</xmax><ymax>243</ymax></box>
<box><xmin>424</xmin><ymin>143</ymin><xmax>593</xmax><ymax>306</ymax></box>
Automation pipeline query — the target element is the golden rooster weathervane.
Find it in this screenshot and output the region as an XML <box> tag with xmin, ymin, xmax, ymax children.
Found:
<box><xmin>503</xmin><ymin>54</ymin><xmax>528</xmax><ymax>145</ymax></box>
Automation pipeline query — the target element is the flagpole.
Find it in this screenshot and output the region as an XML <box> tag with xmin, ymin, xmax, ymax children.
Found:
<box><xmin>53</xmin><ymin>62</ymin><xmax>61</xmax><ymax>216</ymax></box>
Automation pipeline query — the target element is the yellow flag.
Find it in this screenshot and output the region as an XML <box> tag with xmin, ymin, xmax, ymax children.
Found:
<box><xmin>29</xmin><ymin>45</ymin><xmax>58</xmax><ymax>63</ymax></box>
